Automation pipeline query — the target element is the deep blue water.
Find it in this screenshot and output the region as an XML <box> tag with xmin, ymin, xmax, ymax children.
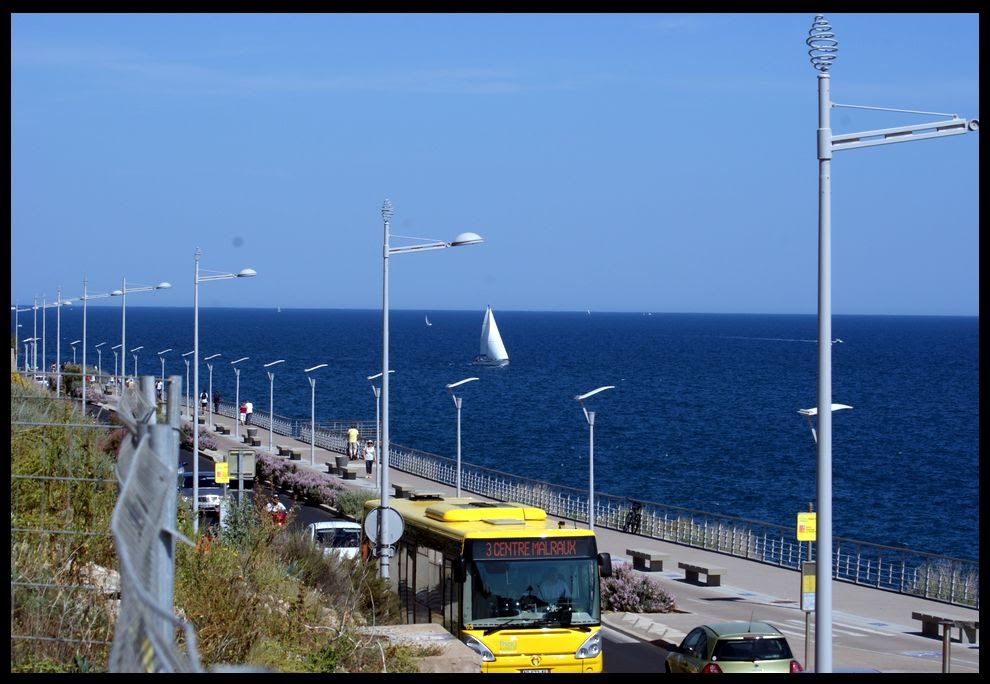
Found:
<box><xmin>21</xmin><ymin>306</ymin><xmax>979</xmax><ymax>561</ymax></box>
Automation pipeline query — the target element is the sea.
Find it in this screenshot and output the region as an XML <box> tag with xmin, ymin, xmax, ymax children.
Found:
<box><xmin>27</xmin><ymin>306</ymin><xmax>979</xmax><ymax>562</ymax></box>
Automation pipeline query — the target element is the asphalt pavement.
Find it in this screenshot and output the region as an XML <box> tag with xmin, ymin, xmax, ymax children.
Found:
<box><xmin>160</xmin><ymin>405</ymin><xmax>980</xmax><ymax>673</ymax></box>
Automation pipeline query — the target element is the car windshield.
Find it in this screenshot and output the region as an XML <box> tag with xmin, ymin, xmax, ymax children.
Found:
<box><xmin>713</xmin><ymin>637</ymin><xmax>793</xmax><ymax>661</ymax></box>
<box><xmin>315</xmin><ymin>528</ymin><xmax>360</xmax><ymax>548</ymax></box>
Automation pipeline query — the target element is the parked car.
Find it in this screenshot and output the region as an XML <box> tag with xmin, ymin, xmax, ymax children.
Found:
<box><xmin>305</xmin><ymin>520</ymin><xmax>363</xmax><ymax>560</ymax></box>
<box><xmin>665</xmin><ymin>621</ymin><xmax>803</xmax><ymax>673</ymax></box>
<box><xmin>177</xmin><ymin>468</ymin><xmax>224</xmax><ymax>514</ymax></box>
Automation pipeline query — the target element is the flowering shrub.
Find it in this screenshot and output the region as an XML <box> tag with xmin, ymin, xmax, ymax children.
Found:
<box><xmin>600</xmin><ymin>561</ymin><xmax>677</xmax><ymax>613</ymax></box>
<box><xmin>255</xmin><ymin>451</ymin><xmax>345</xmax><ymax>508</ymax></box>
<box><xmin>179</xmin><ymin>423</ymin><xmax>218</xmax><ymax>451</ymax></box>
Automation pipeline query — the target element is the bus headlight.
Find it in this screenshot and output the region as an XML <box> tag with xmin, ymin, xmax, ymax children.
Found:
<box><xmin>575</xmin><ymin>631</ymin><xmax>602</xmax><ymax>659</ymax></box>
<box><xmin>462</xmin><ymin>635</ymin><xmax>496</xmax><ymax>662</ymax></box>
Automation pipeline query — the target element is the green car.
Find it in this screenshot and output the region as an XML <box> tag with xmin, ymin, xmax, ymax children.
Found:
<box><xmin>665</xmin><ymin>621</ymin><xmax>804</xmax><ymax>673</ymax></box>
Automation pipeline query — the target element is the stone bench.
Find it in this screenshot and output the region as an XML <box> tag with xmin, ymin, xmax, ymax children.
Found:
<box><xmin>249</xmin><ymin>437</ymin><xmax>262</xmax><ymax>447</ymax></box>
<box><xmin>627</xmin><ymin>548</ymin><xmax>669</xmax><ymax>572</ymax></box>
<box><xmin>393</xmin><ymin>483</ymin><xmax>416</xmax><ymax>498</ymax></box>
<box><xmin>912</xmin><ymin>611</ymin><xmax>979</xmax><ymax>644</ymax></box>
<box><xmin>678</xmin><ymin>561</ymin><xmax>726</xmax><ymax>586</ymax></box>
<box><xmin>215</xmin><ymin>424</ymin><xmax>230</xmax><ymax>435</ymax></box>
<box><xmin>341</xmin><ymin>468</ymin><xmax>357</xmax><ymax>480</ymax></box>
<box><xmin>277</xmin><ymin>444</ymin><xmax>293</xmax><ymax>457</ymax></box>
<box><xmin>289</xmin><ymin>449</ymin><xmax>302</xmax><ymax>461</ymax></box>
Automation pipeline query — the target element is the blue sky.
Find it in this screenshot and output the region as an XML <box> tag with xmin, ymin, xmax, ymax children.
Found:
<box><xmin>10</xmin><ymin>13</ymin><xmax>979</xmax><ymax>315</ymax></box>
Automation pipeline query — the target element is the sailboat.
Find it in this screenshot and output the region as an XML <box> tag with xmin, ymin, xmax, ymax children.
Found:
<box><xmin>425</xmin><ymin>314</ymin><xmax>432</xmax><ymax>327</ymax></box>
<box><xmin>473</xmin><ymin>306</ymin><xmax>509</xmax><ymax>367</ymax></box>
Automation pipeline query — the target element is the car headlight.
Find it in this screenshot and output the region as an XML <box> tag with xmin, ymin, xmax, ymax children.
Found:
<box><xmin>575</xmin><ymin>631</ymin><xmax>601</xmax><ymax>659</ymax></box>
<box><xmin>462</xmin><ymin>635</ymin><xmax>496</xmax><ymax>662</ymax></box>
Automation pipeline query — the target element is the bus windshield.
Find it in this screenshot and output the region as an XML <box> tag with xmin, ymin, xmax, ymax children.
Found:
<box><xmin>465</xmin><ymin>558</ymin><xmax>601</xmax><ymax>628</ymax></box>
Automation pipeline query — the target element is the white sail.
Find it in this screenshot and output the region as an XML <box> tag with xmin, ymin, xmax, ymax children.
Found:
<box><xmin>425</xmin><ymin>314</ymin><xmax>432</xmax><ymax>327</ymax></box>
<box><xmin>475</xmin><ymin>306</ymin><xmax>509</xmax><ymax>366</ymax></box>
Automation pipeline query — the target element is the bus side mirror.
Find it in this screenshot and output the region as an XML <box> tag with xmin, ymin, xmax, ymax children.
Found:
<box><xmin>598</xmin><ymin>552</ymin><xmax>612</xmax><ymax>578</ymax></box>
<box><xmin>452</xmin><ymin>556</ymin><xmax>467</xmax><ymax>583</ymax></box>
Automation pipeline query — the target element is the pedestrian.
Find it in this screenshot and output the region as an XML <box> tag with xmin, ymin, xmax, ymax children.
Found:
<box><xmin>239</xmin><ymin>402</ymin><xmax>247</xmax><ymax>424</ymax></box>
<box><xmin>213</xmin><ymin>390</ymin><xmax>221</xmax><ymax>414</ymax></box>
<box><xmin>200</xmin><ymin>390</ymin><xmax>209</xmax><ymax>416</ymax></box>
<box><xmin>245</xmin><ymin>400</ymin><xmax>253</xmax><ymax>424</ymax></box>
<box><xmin>363</xmin><ymin>440</ymin><xmax>376</xmax><ymax>479</ymax></box>
<box><xmin>347</xmin><ymin>423</ymin><xmax>359</xmax><ymax>460</ymax></box>
<box><xmin>155</xmin><ymin>379</ymin><xmax>164</xmax><ymax>401</ymax></box>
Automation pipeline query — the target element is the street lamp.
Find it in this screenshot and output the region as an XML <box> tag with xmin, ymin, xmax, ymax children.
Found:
<box><xmin>805</xmin><ymin>14</ymin><xmax>977</xmax><ymax>671</ymax></box>
<box><xmin>32</xmin><ymin>297</ymin><xmax>38</xmax><ymax>372</ymax></box>
<box><xmin>70</xmin><ymin>339</ymin><xmax>81</xmax><ymax>365</ymax></box>
<box><xmin>205</xmin><ymin>353</ymin><xmax>221</xmax><ymax>428</ymax></box>
<box><xmin>94</xmin><ymin>342</ymin><xmax>106</xmax><ymax>386</ymax></box>
<box><xmin>11</xmin><ymin>304</ymin><xmax>32</xmax><ymax>373</ymax></box>
<box><xmin>182</xmin><ymin>350</ymin><xmax>195</xmax><ymax>418</ymax></box>
<box><xmin>111</xmin><ymin>277</ymin><xmax>172</xmax><ymax>399</ymax></box>
<box><xmin>264</xmin><ymin>359</ymin><xmax>286</xmax><ymax>455</ymax></box>
<box><xmin>231</xmin><ymin>357</ymin><xmax>249</xmax><ymax>442</ymax></box>
<box><xmin>305</xmin><ymin>364</ymin><xmax>329</xmax><ymax>466</ymax></box>
<box><xmin>377</xmin><ymin>198</ymin><xmax>483</xmax><ymax>579</ymax></box>
<box><xmin>158</xmin><ymin>348</ymin><xmax>172</xmax><ymax>395</ymax></box>
<box><xmin>192</xmin><ymin>248</ymin><xmax>256</xmax><ymax>534</ymax></box>
<box><xmin>445</xmin><ymin>377</ymin><xmax>479</xmax><ymax>497</ymax></box>
<box><xmin>575</xmin><ymin>385</ymin><xmax>615</xmax><ymax>532</ymax></box>
<box><xmin>53</xmin><ymin>293</ymin><xmax>72</xmax><ymax>396</ymax></box>
<box><xmin>23</xmin><ymin>338</ymin><xmax>38</xmax><ymax>372</ymax></box>
<box><xmin>112</xmin><ymin>344</ymin><xmax>122</xmax><ymax>390</ymax></box>
<box><xmin>130</xmin><ymin>346</ymin><xmax>143</xmax><ymax>380</ymax></box>
<box><xmin>798</xmin><ymin>404</ymin><xmax>853</xmax><ymax>445</ymax></box>
<box><xmin>367</xmin><ymin>370</ymin><xmax>394</xmax><ymax>492</ymax></box>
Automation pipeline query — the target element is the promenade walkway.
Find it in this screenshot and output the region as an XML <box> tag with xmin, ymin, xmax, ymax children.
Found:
<box><xmin>181</xmin><ymin>406</ymin><xmax>979</xmax><ymax>673</ymax></box>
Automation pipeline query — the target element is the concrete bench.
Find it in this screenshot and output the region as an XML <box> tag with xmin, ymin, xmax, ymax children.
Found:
<box><xmin>627</xmin><ymin>548</ymin><xmax>669</xmax><ymax>572</ymax></box>
<box><xmin>678</xmin><ymin>561</ymin><xmax>726</xmax><ymax>586</ymax></box>
<box><xmin>912</xmin><ymin>611</ymin><xmax>979</xmax><ymax>644</ymax></box>
<box><xmin>277</xmin><ymin>444</ymin><xmax>292</xmax><ymax>456</ymax></box>
<box><xmin>393</xmin><ymin>483</ymin><xmax>416</xmax><ymax>498</ymax></box>
<box><xmin>341</xmin><ymin>469</ymin><xmax>357</xmax><ymax>480</ymax></box>
<box><xmin>289</xmin><ymin>450</ymin><xmax>302</xmax><ymax>461</ymax></box>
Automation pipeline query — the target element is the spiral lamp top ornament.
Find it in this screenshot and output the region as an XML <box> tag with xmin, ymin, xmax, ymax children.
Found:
<box><xmin>807</xmin><ymin>15</ymin><xmax>838</xmax><ymax>72</ymax></box>
<box><xmin>382</xmin><ymin>198</ymin><xmax>394</xmax><ymax>222</ymax></box>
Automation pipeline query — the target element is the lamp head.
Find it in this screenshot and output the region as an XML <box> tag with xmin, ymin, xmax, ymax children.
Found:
<box><xmin>451</xmin><ymin>231</ymin><xmax>483</xmax><ymax>247</ymax></box>
<box><xmin>236</xmin><ymin>269</ymin><xmax>256</xmax><ymax>278</ymax></box>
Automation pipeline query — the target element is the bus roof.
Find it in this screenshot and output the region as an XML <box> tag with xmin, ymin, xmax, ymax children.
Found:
<box><xmin>364</xmin><ymin>495</ymin><xmax>595</xmax><ymax>540</ymax></box>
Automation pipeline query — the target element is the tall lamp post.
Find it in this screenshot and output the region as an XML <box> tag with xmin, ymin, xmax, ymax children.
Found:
<box><xmin>192</xmin><ymin>248</ymin><xmax>256</xmax><ymax>533</ymax></box>
<box><xmin>54</xmin><ymin>293</ymin><xmax>72</xmax><ymax>395</ymax></box>
<box><xmin>158</xmin><ymin>348</ymin><xmax>172</xmax><ymax>395</ymax></box>
<box><xmin>94</xmin><ymin>342</ymin><xmax>106</xmax><ymax>386</ymax></box>
<box><xmin>112</xmin><ymin>344</ymin><xmax>122</xmax><ymax>391</ymax></box>
<box><xmin>805</xmin><ymin>14</ymin><xmax>977</xmax><ymax>671</ymax></box>
<box><xmin>264</xmin><ymin>359</ymin><xmax>285</xmax><ymax>455</ymax></box>
<box><xmin>130</xmin><ymin>346</ymin><xmax>143</xmax><ymax>380</ymax></box>
<box><xmin>182</xmin><ymin>350</ymin><xmax>195</xmax><ymax>418</ymax></box>
<box><xmin>367</xmin><ymin>370</ymin><xmax>393</xmax><ymax>492</ymax></box>
<box><xmin>205</xmin><ymin>353</ymin><xmax>221</xmax><ymax>428</ymax></box>
<box><xmin>11</xmin><ymin>304</ymin><xmax>32</xmax><ymax>373</ymax></box>
<box><xmin>113</xmin><ymin>277</ymin><xmax>172</xmax><ymax>399</ymax></box>
<box><xmin>377</xmin><ymin>198</ymin><xmax>483</xmax><ymax>579</ymax></box>
<box><xmin>231</xmin><ymin>357</ymin><xmax>249</xmax><ymax>442</ymax></box>
<box><xmin>575</xmin><ymin>385</ymin><xmax>615</xmax><ymax>532</ymax></box>
<box><xmin>445</xmin><ymin>377</ymin><xmax>479</xmax><ymax>497</ymax></box>
<box><xmin>23</xmin><ymin>338</ymin><xmax>38</xmax><ymax>372</ymax></box>
<box><xmin>305</xmin><ymin>364</ymin><xmax>328</xmax><ymax>466</ymax></box>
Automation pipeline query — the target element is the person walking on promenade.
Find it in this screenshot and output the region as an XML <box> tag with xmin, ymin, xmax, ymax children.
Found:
<box><xmin>347</xmin><ymin>423</ymin><xmax>359</xmax><ymax>461</ymax></box>
<box><xmin>245</xmin><ymin>400</ymin><xmax>253</xmax><ymax>424</ymax></box>
<box><xmin>213</xmin><ymin>391</ymin><xmax>221</xmax><ymax>414</ymax></box>
<box><xmin>239</xmin><ymin>402</ymin><xmax>247</xmax><ymax>425</ymax></box>
<box><xmin>200</xmin><ymin>390</ymin><xmax>209</xmax><ymax>416</ymax></box>
<box><xmin>363</xmin><ymin>440</ymin><xmax>376</xmax><ymax>479</ymax></box>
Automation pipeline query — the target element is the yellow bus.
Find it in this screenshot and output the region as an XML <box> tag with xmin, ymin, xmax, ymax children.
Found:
<box><xmin>363</xmin><ymin>493</ymin><xmax>613</xmax><ymax>673</ymax></box>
